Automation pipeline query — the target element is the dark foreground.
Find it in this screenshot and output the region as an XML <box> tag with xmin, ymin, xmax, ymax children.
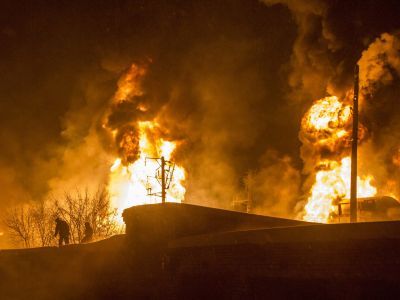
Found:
<box><xmin>1</xmin><ymin>204</ymin><xmax>400</xmax><ymax>299</ymax></box>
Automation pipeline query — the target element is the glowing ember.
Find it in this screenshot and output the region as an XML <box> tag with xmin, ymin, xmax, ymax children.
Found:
<box><xmin>108</xmin><ymin>121</ymin><xmax>186</xmax><ymax>223</ymax></box>
<box><xmin>301</xmin><ymin>95</ymin><xmax>377</xmax><ymax>223</ymax></box>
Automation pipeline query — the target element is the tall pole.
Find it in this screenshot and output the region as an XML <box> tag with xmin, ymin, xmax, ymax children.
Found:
<box><xmin>161</xmin><ymin>156</ymin><xmax>166</xmax><ymax>203</ymax></box>
<box><xmin>350</xmin><ymin>65</ymin><xmax>359</xmax><ymax>223</ymax></box>
<box><xmin>245</xmin><ymin>172</ymin><xmax>253</xmax><ymax>213</ymax></box>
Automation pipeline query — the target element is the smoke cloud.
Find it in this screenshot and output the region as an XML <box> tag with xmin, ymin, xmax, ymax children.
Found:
<box><xmin>359</xmin><ymin>33</ymin><xmax>400</xmax><ymax>95</ymax></box>
<box><xmin>357</xmin><ymin>32</ymin><xmax>400</xmax><ymax>199</ymax></box>
<box><xmin>2</xmin><ymin>0</ymin><xmax>400</xmax><ymax>238</ymax></box>
<box><xmin>0</xmin><ymin>1</ymin><xmax>298</xmax><ymax>221</ymax></box>
<box><xmin>262</xmin><ymin>0</ymin><xmax>400</xmax><ymax>217</ymax></box>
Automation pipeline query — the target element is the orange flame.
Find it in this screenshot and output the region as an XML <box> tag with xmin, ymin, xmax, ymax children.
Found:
<box><xmin>304</xmin><ymin>157</ymin><xmax>376</xmax><ymax>223</ymax></box>
<box><xmin>108</xmin><ymin>121</ymin><xmax>186</xmax><ymax>223</ymax></box>
<box><xmin>113</xmin><ymin>64</ymin><xmax>146</xmax><ymax>103</ymax></box>
<box><xmin>301</xmin><ymin>96</ymin><xmax>352</xmax><ymax>152</ymax></box>
<box><xmin>107</xmin><ymin>63</ymin><xmax>186</xmax><ymax>223</ymax></box>
<box><xmin>301</xmin><ymin>96</ymin><xmax>377</xmax><ymax>223</ymax></box>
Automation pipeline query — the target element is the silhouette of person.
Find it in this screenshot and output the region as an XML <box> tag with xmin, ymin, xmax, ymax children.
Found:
<box><xmin>81</xmin><ymin>222</ymin><xmax>93</xmax><ymax>243</ymax></box>
<box><xmin>55</xmin><ymin>217</ymin><xmax>70</xmax><ymax>247</ymax></box>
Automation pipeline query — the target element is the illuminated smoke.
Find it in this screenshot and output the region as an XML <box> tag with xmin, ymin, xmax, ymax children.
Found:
<box><xmin>299</xmin><ymin>96</ymin><xmax>376</xmax><ymax>222</ymax></box>
<box><xmin>359</xmin><ymin>33</ymin><xmax>400</xmax><ymax>96</ymax></box>
<box><xmin>299</xmin><ymin>33</ymin><xmax>400</xmax><ymax>222</ymax></box>
<box><xmin>262</xmin><ymin>0</ymin><xmax>400</xmax><ymax>221</ymax></box>
<box><xmin>105</xmin><ymin>64</ymin><xmax>186</xmax><ymax>220</ymax></box>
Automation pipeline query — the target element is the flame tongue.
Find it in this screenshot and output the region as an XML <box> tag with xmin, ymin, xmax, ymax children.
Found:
<box><xmin>109</xmin><ymin>121</ymin><xmax>186</xmax><ymax>222</ymax></box>
<box><xmin>301</xmin><ymin>96</ymin><xmax>377</xmax><ymax>223</ymax></box>
<box><xmin>105</xmin><ymin>63</ymin><xmax>186</xmax><ymax>223</ymax></box>
<box><xmin>304</xmin><ymin>157</ymin><xmax>377</xmax><ymax>223</ymax></box>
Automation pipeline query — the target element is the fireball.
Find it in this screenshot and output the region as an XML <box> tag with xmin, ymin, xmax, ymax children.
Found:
<box><xmin>301</xmin><ymin>96</ymin><xmax>377</xmax><ymax>223</ymax></box>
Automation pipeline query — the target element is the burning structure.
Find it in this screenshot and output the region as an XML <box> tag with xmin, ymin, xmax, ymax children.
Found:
<box><xmin>4</xmin><ymin>0</ymin><xmax>400</xmax><ymax>297</ymax></box>
<box><xmin>297</xmin><ymin>33</ymin><xmax>400</xmax><ymax>224</ymax></box>
<box><xmin>104</xmin><ymin>44</ymin><xmax>400</xmax><ymax>226</ymax></box>
<box><xmin>4</xmin><ymin>1</ymin><xmax>400</xmax><ymax>233</ymax></box>
<box><xmin>85</xmin><ymin>28</ymin><xmax>400</xmax><ymax>228</ymax></box>
<box><xmin>105</xmin><ymin>63</ymin><xmax>186</xmax><ymax>221</ymax></box>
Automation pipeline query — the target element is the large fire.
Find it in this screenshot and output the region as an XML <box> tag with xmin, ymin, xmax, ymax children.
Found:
<box><xmin>301</xmin><ymin>96</ymin><xmax>377</xmax><ymax>223</ymax></box>
<box><xmin>303</xmin><ymin>157</ymin><xmax>377</xmax><ymax>223</ymax></box>
<box><xmin>105</xmin><ymin>63</ymin><xmax>186</xmax><ymax>222</ymax></box>
<box><xmin>108</xmin><ymin>121</ymin><xmax>185</xmax><ymax>221</ymax></box>
<box><xmin>107</xmin><ymin>64</ymin><xmax>378</xmax><ymax>225</ymax></box>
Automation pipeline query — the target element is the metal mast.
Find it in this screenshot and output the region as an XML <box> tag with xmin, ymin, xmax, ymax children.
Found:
<box><xmin>350</xmin><ymin>65</ymin><xmax>359</xmax><ymax>223</ymax></box>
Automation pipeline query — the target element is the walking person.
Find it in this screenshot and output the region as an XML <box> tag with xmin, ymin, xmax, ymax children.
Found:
<box><xmin>54</xmin><ymin>217</ymin><xmax>70</xmax><ymax>247</ymax></box>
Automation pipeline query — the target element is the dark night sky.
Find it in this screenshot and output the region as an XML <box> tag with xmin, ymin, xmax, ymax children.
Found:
<box><xmin>1</xmin><ymin>0</ymin><xmax>400</xmax><ymax>217</ymax></box>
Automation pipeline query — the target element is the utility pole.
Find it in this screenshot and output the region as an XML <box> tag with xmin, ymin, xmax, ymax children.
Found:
<box><xmin>161</xmin><ymin>156</ymin><xmax>166</xmax><ymax>203</ymax></box>
<box><xmin>145</xmin><ymin>156</ymin><xmax>175</xmax><ymax>204</ymax></box>
<box><xmin>245</xmin><ymin>172</ymin><xmax>254</xmax><ymax>213</ymax></box>
<box><xmin>350</xmin><ymin>65</ymin><xmax>359</xmax><ymax>223</ymax></box>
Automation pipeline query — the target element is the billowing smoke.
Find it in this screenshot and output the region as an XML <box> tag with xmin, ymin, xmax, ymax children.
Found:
<box><xmin>250</xmin><ymin>150</ymin><xmax>301</xmax><ymax>217</ymax></box>
<box><xmin>261</xmin><ymin>0</ymin><xmax>336</xmax><ymax>102</ymax></box>
<box><xmin>357</xmin><ymin>33</ymin><xmax>400</xmax><ymax>199</ymax></box>
<box><xmin>262</xmin><ymin>0</ymin><xmax>400</xmax><ymax>101</ymax></box>
<box><xmin>2</xmin><ymin>0</ymin><xmax>400</xmax><ymax>241</ymax></box>
<box><xmin>263</xmin><ymin>0</ymin><xmax>400</xmax><ymax>220</ymax></box>
<box><xmin>359</xmin><ymin>33</ymin><xmax>400</xmax><ymax>95</ymax></box>
<box><xmin>106</xmin><ymin>63</ymin><xmax>149</xmax><ymax>165</ymax></box>
<box><xmin>0</xmin><ymin>0</ymin><xmax>302</xmax><ymax>224</ymax></box>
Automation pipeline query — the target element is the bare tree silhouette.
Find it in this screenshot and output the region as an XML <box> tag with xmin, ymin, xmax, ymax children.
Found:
<box><xmin>54</xmin><ymin>188</ymin><xmax>121</xmax><ymax>244</ymax></box>
<box><xmin>4</xmin><ymin>205</ymin><xmax>35</xmax><ymax>248</ymax></box>
<box><xmin>3</xmin><ymin>187</ymin><xmax>121</xmax><ymax>248</ymax></box>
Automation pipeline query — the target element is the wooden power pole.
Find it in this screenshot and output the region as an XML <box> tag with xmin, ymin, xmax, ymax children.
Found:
<box><xmin>145</xmin><ymin>155</ymin><xmax>175</xmax><ymax>204</ymax></box>
<box><xmin>350</xmin><ymin>65</ymin><xmax>359</xmax><ymax>223</ymax></box>
<box><xmin>161</xmin><ymin>156</ymin><xmax>166</xmax><ymax>203</ymax></box>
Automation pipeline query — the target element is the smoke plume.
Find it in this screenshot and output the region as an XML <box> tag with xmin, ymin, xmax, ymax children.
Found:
<box><xmin>263</xmin><ymin>0</ymin><xmax>400</xmax><ymax>219</ymax></box>
<box><xmin>2</xmin><ymin>0</ymin><xmax>400</xmax><ymax>238</ymax></box>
